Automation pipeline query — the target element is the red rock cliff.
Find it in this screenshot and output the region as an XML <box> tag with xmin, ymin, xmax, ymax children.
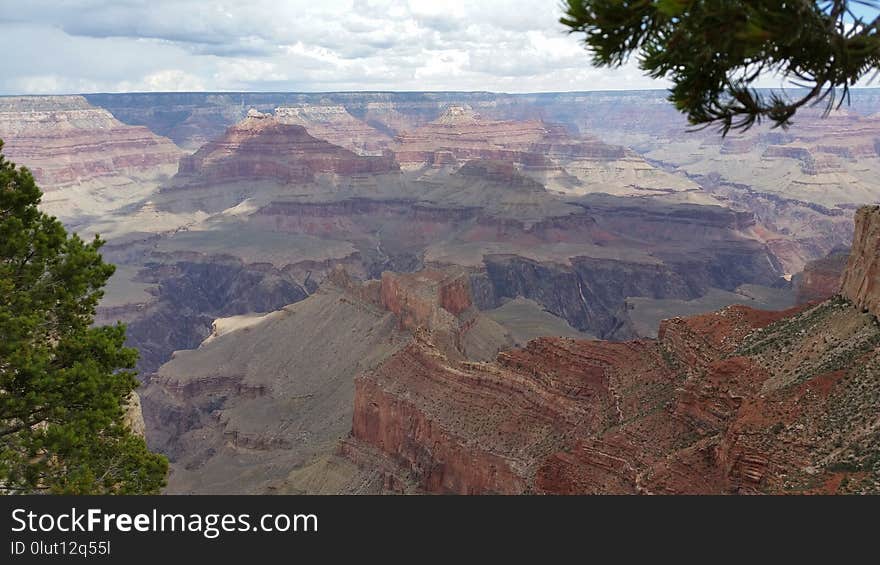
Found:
<box><xmin>348</xmin><ymin>235</ymin><xmax>880</xmax><ymax>494</ymax></box>
<box><xmin>841</xmin><ymin>205</ymin><xmax>880</xmax><ymax>316</ymax></box>
<box><xmin>174</xmin><ymin>111</ymin><xmax>397</xmax><ymax>187</ymax></box>
<box><xmin>379</xmin><ymin>270</ymin><xmax>472</xmax><ymax>331</ymax></box>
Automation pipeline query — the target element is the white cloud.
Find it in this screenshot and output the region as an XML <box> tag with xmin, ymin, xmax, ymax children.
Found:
<box><xmin>0</xmin><ymin>0</ymin><xmax>673</xmax><ymax>94</ymax></box>
<box><xmin>128</xmin><ymin>70</ymin><xmax>207</xmax><ymax>92</ymax></box>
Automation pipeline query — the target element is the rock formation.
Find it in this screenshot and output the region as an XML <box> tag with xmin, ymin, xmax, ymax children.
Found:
<box><xmin>8</xmin><ymin>92</ymin><xmax>872</xmax><ymax>496</ymax></box>
<box><xmin>0</xmin><ymin>95</ymin><xmax>182</xmax><ymax>222</ymax></box>
<box><xmin>274</xmin><ymin>105</ymin><xmax>392</xmax><ymax>155</ymax></box>
<box><xmin>392</xmin><ymin>105</ymin><xmax>548</xmax><ymax>167</ymax></box>
<box><xmin>173</xmin><ymin>111</ymin><xmax>398</xmax><ymax>188</ymax></box>
<box><xmin>341</xmin><ymin>208</ymin><xmax>880</xmax><ymax>494</ymax></box>
<box><xmin>125</xmin><ymin>257</ymin><xmax>309</xmax><ymax>374</ymax></box>
<box><xmin>841</xmin><ymin>205</ymin><xmax>880</xmax><ymax>316</ymax></box>
<box><xmin>143</xmin><ymin>267</ymin><xmax>515</xmax><ymax>493</ymax></box>
<box><xmin>61</xmin><ymin>91</ymin><xmax>876</xmax><ymax>274</ymax></box>
<box><xmin>392</xmin><ymin>105</ymin><xmax>699</xmax><ymax>198</ymax></box>
<box><xmin>349</xmin><ymin>299</ymin><xmax>880</xmax><ymax>494</ymax></box>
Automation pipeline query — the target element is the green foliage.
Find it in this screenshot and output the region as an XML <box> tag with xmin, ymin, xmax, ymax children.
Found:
<box><xmin>561</xmin><ymin>1</ymin><xmax>880</xmax><ymax>134</ymax></box>
<box><xmin>0</xmin><ymin>140</ymin><xmax>167</xmax><ymax>494</ymax></box>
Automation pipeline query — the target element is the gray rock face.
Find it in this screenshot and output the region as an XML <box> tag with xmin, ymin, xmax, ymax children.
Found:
<box><xmin>475</xmin><ymin>247</ymin><xmax>781</xmax><ymax>340</ymax></box>
<box><xmin>127</xmin><ymin>259</ymin><xmax>308</xmax><ymax>374</ymax></box>
<box><xmin>141</xmin><ymin>282</ymin><xmax>413</xmax><ymax>494</ymax></box>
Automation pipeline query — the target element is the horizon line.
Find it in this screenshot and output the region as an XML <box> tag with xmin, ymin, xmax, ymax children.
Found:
<box><xmin>5</xmin><ymin>86</ymin><xmax>880</xmax><ymax>98</ymax></box>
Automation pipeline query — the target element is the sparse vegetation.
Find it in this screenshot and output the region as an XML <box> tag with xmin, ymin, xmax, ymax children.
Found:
<box><xmin>733</xmin><ymin>295</ymin><xmax>880</xmax><ymax>389</ymax></box>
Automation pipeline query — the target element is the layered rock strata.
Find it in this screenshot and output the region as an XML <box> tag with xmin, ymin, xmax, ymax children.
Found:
<box><xmin>172</xmin><ymin>111</ymin><xmax>397</xmax><ymax>188</ymax></box>
<box><xmin>0</xmin><ymin>95</ymin><xmax>181</xmax><ymax>191</ymax></box>
<box><xmin>143</xmin><ymin>267</ymin><xmax>514</xmax><ymax>493</ymax></box>
<box><xmin>345</xmin><ymin>209</ymin><xmax>880</xmax><ymax>494</ymax></box>
<box><xmin>841</xmin><ymin>206</ymin><xmax>880</xmax><ymax>316</ymax></box>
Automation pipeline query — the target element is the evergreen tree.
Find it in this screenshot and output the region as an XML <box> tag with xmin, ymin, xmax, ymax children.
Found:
<box><xmin>0</xmin><ymin>140</ymin><xmax>167</xmax><ymax>494</ymax></box>
<box><xmin>561</xmin><ymin>1</ymin><xmax>880</xmax><ymax>133</ymax></box>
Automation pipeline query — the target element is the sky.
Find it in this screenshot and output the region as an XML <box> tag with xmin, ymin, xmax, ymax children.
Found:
<box><xmin>0</xmin><ymin>0</ymin><xmax>668</xmax><ymax>94</ymax></box>
<box><xmin>1</xmin><ymin>0</ymin><xmax>878</xmax><ymax>95</ymax></box>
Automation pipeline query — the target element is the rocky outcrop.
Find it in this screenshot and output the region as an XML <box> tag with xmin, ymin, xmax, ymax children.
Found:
<box><xmin>274</xmin><ymin>105</ymin><xmax>392</xmax><ymax>155</ymax></box>
<box><xmin>142</xmin><ymin>267</ymin><xmax>515</xmax><ymax>493</ymax></box>
<box><xmin>392</xmin><ymin>105</ymin><xmax>549</xmax><ymax>168</ymax></box>
<box><xmin>389</xmin><ymin>105</ymin><xmax>696</xmax><ymax>198</ymax></box>
<box><xmin>141</xmin><ymin>281</ymin><xmax>413</xmax><ymax>493</ymax></box>
<box><xmin>380</xmin><ymin>270</ymin><xmax>471</xmax><ymax>330</ymax></box>
<box><xmin>351</xmin><ymin>335</ymin><xmax>619</xmax><ymax>494</ymax></box>
<box><xmin>0</xmin><ymin>96</ymin><xmax>182</xmax><ymax>223</ymax></box>
<box><xmin>172</xmin><ymin>111</ymin><xmax>397</xmax><ymax>188</ymax></box>
<box><xmin>350</xmin><ymin>292</ymin><xmax>880</xmax><ymax>494</ymax></box>
<box><xmin>841</xmin><ymin>205</ymin><xmax>880</xmax><ymax>317</ymax></box>
<box><xmin>341</xmin><ymin>208</ymin><xmax>880</xmax><ymax>495</ymax></box>
<box><xmin>352</xmin><ymin>361</ymin><xmax>529</xmax><ymax>494</ymax></box>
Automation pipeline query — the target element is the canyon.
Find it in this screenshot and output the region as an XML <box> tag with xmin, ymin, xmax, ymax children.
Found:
<box><xmin>148</xmin><ymin>206</ymin><xmax>880</xmax><ymax>494</ymax></box>
<box><xmin>341</xmin><ymin>206</ymin><xmax>880</xmax><ymax>494</ymax></box>
<box><xmin>1</xmin><ymin>90</ymin><xmax>878</xmax><ymax>493</ymax></box>
<box><xmin>0</xmin><ymin>96</ymin><xmax>182</xmax><ymax>226</ymax></box>
<box><xmin>143</xmin><ymin>267</ymin><xmax>517</xmax><ymax>493</ymax></box>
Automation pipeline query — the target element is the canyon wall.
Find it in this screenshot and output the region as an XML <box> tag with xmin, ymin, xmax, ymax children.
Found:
<box><xmin>143</xmin><ymin>268</ymin><xmax>514</xmax><ymax>493</ymax></box>
<box><xmin>794</xmin><ymin>248</ymin><xmax>850</xmax><ymax>304</ymax></box>
<box><xmin>126</xmin><ymin>258</ymin><xmax>308</xmax><ymax>374</ymax></box>
<box><xmin>0</xmin><ymin>95</ymin><xmax>182</xmax><ymax>222</ymax></box>
<box><xmin>344</xmin><ymin>208</ymin><xmax>880</xmax><ymax>494</ymax></box>
<box><xmin>841</xmin><ymin>205</ymin><xmax>880</xmax><ymax>317</ymax></box>
<box><xmin>85</xmin><ymin>90</ymin><xmax>880</xmax><ymax>150</ymax></box>
<box><xmin>173</xmin><ymin>111</ymin><xmax>397</xmax><ymax>188</ymax></box>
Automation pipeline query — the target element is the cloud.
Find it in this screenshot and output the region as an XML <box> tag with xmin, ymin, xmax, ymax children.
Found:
<box><xmin>0</xmin><ymin>0</ymin><xmax>673</xmax><ymax>94</ymax></box>
<box><xmin>127</xmin><ymin>70</ymin><xmax>207</xmax><ymax>92</ymax></box>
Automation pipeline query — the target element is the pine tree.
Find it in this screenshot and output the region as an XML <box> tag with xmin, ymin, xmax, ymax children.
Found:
<box><xmin>0</xmin><ymin>140</ymin><xmax>168</xmax><ymax>494</ymax></box>
<box><xmin>561</xmin><ymin>1</ymin><xmax>880</xmax><ymax>134</ymax></box>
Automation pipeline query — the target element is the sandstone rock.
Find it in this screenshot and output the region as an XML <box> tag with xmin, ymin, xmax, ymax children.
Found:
<box><xmin>274</xmin><ymin>105</ymin><xmax>392</xmax><ymax>155</ymax></box>
<box><xmin>173</xmin><ymin>114</ymin><xmax>398</xmax><ymax>188</ymax></box>
<box><xmin>380</xmin><ymin>269</ymin><xmax>472</xmax><ymax>331</ymax></box>
<box><xmin>344</xmin><ymin>210</ymin><xmax>880</xmax><ymax>494</ymax></box>
<box><xmin>0</xmin><ymin>95</ymin><xmax>182</xmax><ymax>220</ymax></box>
<box><xmin>841</xmin><ymin>205</ymin><xmax>880</xmax><ymax>316</ymax></box>
<box><xmin>350</xmin><ymin>291</ymin><xmax>879</xmax><ymax>494</ymax></box>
